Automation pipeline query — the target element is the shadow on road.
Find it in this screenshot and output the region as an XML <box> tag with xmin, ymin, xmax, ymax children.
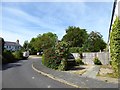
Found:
<box><xmin>1</xmin><ymin>59</ymin><xmax>29</xmax><ymax>71</ymax></box>
<box><xmin>2</xmin><ymin>63</ymin><xmax>22</xmax><ymax>70</ymax></box>
<box><xmin>68</xmin><ymin>66</ymin><xmax>85</xmax><ymax>71</ymax></box>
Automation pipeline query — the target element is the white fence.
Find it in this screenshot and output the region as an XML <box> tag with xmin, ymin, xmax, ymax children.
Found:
<box><xmin>72</xmin><ymin>52</ymin><xmax>110</xmax><ymax>65</ymax></box>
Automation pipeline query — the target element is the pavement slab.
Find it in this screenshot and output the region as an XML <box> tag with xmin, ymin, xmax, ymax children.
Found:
<box><xmin>32</xmin><ymin>59</ymin><xmax>119</xmax><ymax>88</ymax></box>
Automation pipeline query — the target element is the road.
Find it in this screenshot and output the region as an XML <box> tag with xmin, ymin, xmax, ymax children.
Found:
<box><xmin>2</xmin><ymin>56</ymin><xmax>74</xmax><ymax>88</ymax></box>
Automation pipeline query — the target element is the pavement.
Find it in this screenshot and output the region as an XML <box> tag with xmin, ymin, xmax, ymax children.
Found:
<box><xmin>32</xmin><ymin>56</ymin><xmax>119</xmax><ymax>88</ymax></box>
<box><xmin>82</xmin><ymin>65</ymin><xmax>100</xmax><ymax>78</ymax></box>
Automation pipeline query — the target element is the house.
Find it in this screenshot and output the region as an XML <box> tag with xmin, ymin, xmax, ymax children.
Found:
<box><xmin>4</xmin><ymin>40</ymin><xmax>22</xmax><ymax>51</ymax></box>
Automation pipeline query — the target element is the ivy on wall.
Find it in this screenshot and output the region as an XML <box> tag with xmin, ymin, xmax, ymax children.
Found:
<box><xmin>110</xmin><ymin>16</ymin><xmax>120</xmax><ymax>77</ymax></box>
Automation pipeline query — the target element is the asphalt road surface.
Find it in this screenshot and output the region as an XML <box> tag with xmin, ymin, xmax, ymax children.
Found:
<box><xmin>2</xmin><ymin>57</ymin><xmax>74</xmax><ymax>88</ymax></box>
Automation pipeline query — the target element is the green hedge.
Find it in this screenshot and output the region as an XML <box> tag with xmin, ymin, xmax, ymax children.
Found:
<box><xmin>2</xmin><ymin>50</ymin><xmax>15</xmax><ymax>64</ymax></box>
<box><xmin>69</xmin><ymin>47</ymin><xmax>82</xmax><ymax>53</ymax></box>
<box><xmin>2</xmin><ymin>50</ymin><xmax>24</xmax><ymax>64</ymax></box>
<box><xmin>110</xmin><ymin>16</ymin><xmax>120</xmax><ymax>77</ymax></box>
<box><xmin>13</xmin><ymin>50</ymin><xmax>23</xmax><ymax>60</ymax></box>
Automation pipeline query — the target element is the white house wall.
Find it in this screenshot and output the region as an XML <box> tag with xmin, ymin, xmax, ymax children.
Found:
<box><xmin>112</xmin><ymin>0</ymin><xmax>120</xmax><ymax>24</ymax></box>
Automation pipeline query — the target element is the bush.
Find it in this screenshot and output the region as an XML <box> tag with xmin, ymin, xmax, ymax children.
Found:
<box><xmin>75</xmin><ymin>58</ymin><xmax>84</xmax><ymax>65</ymax></box>
<box><xmin>43</xmin><ymin>41</ymin><xmax>69</xmax><ymax>70</ymax></box>
<box><xmin>93</xmin><ymin>57</ymin><xmax>102</xmax><ymax>65</ymax></box>
<box><xmin>42</xmin><ymin>54</ymin><xmax>45</xmax><ymax>65</ymax></box>
<box><xmin>29</xmin><ymin>48</ymin><xmax>37</xmax><ymax>55</ymax></box>
<box><xmin>69</xmin><ymin>47</ymin><xmax>82</xmax><ymax>53</ymax></box>
<box><xmin>2</xmin><ymin>50</ymin><xmax>15</xmax><ymax>64</ymax></box>
<box><xmin>13</xmin><ymin>50</ymin><xmax>23</xmax><ymax>60</ymax></box>
<box><xmin>58</xmin><ymin>58</ymin><xmax>67</xmax><ymax>71</ymax></box>
<box><xmin>110</xmin><ymin>60</ymin><xmax>112</xmax><ymax>65</ymax></box>
<box><xmin>110</xmin><ymin>16</ymin><xmax>120</xmax><ymax>78</ymax></box>
<box><xmin>43</xmin><ymin>48</ymin><xmax>61</xmax><ymax>69</ymax></box>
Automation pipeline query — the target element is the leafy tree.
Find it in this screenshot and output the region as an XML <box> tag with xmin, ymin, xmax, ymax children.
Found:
<box><xmin>83</xmin><ymin>31</ymin><xmax>106</xmax><ymax>52</ymax></box>
<box><xmin>62</xmin><ymin>26</ymin><xmax>88</xmax><ymax>47</ymax></box>
<box><xmin>110</xmin><ymin>16</ymin><xmax>120</xmax><ymax>77</ymax></box>
<box><xmin>40</xmin><ymin>32</ymin><xmax>58</xmax><ymax>49</ymax></box>
<box><xmin>29</xmin><ymin>32</ymin><xmax>58</xmax><ymax>52</ymax></box>
<box><xmin>23</xmin><ymin>40</ymin><xmax>29</xmax><ymax>50</ymax></box>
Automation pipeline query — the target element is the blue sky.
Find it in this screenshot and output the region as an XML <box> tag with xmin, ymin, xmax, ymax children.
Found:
<box><xmin>1</xmin><ymin>1</ymin><xmax>114</xmax><ymax>45</ymax></box>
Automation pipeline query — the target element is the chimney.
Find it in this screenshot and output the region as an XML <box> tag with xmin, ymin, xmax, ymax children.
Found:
<box><xmin>16</xmin><ymin>39</ymin><xmax>19</xmax><ymax>44</ymax></box>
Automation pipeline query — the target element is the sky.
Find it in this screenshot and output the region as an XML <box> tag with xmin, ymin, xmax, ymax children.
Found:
<box><xmin>1</xmin><ymin>0</ymin><xmax>114</xmax><ymax>45</ymax></box>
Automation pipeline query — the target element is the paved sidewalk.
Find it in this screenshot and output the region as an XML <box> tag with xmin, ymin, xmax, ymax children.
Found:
<box><xmin>32</xmin><ymin>60</ymin><xmax>118</xmax><ymax>88</ymax></box>
<box><xmin>82</xmin><ymin>65</ymin><xmax>100</xmax><ymax>78</ymax></box>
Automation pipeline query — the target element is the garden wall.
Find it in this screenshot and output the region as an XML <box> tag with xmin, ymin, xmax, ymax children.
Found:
<box><xmin>72</xmin><ymin>52</ymin><xmax>110</xmax><ymax>65</ymax></box>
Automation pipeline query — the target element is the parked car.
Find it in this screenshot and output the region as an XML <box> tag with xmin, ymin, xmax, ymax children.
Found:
<box><xmin>37</xmin><ymin>52</ymin><xmax>40</xmax><ymax>55</ymax></box>
<box><xmin>67</xmin><ymin>53</ymin><xmax>75</xmax><ymax>61</ymax></box>
<box><xmin>37</xmin><ymin>51</ymin><xmax>43</xmax><ymax>56</ymax></box>
<box><xmin>67</xmin><ymin>53</ymin><xmax>76</xmax><ymax>67</ymax></box>
<box><xmin>23</xmin><ymin>51</ymin><xmax>29</xmax><ymax>59</ymax></box>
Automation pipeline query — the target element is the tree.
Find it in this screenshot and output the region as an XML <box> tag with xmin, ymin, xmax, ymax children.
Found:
<box><xmin>23</xmin><ymin>40</ymin><xmax>29</xmax><ymax>51</ymax></box>
<box><xmin>110</xmin><ymin>16</ymin><xmax>120</xmax><ymax>77</ymax></box>
<box><xmin>40</xmin><ymin>32</ymin><xmax>58</xmax><ymax>49</ymax></box>
<box><xmin>83</xmin><ymin>31</ymin><xmax>106</xmax><ymax>52</ymax></box>
<box><xmin>62</xmin><ymin>26</ymin><xmax>88</xmax><ymax>47</ymax></box>
<box><xmin>29</xmin><ymin>32</ymin><xmax>58</xmax><ymax>52</ymax></box>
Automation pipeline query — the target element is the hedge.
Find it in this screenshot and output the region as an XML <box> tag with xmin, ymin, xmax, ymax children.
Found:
<box><xmin>13</xmin><ymin>50</ymin><xmax>24</xmax><ymax>60</ymax></box>
<box><xmin>69</xmin><ymin>47</ymin><xmax>82</xmax><ymax>53</ymax></box>
<box><xmin>2</xmin><ymin>50</ymin><xmax>24</xmax><ymax>64</ymax></box>
<box><xmin>2</xmin><ymin>50</ymin><xmax>15</xmax><ymax>64</ymax></box>
<box><xmin>110</xmin><ymin>16</ymin><xmax>120</xmax><ymax>77</ymax></box>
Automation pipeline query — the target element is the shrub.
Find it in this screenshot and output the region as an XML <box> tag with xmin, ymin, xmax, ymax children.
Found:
<box><xmin>93</xmin><ymin>57</ymin><xmax>102</xmax><ymax>65</ymax></box>
<box><xmin>13</xmin><ymin>50</ymin><xmax>23</xmax><ymax>60</ymax></box>
<box><xmin>43</xmin><ymin>48</ymin><xmax>61</xmax><ymax>69</ymax></box>
<box><xmin>69</xmin><ymin>47</ymin><xmax>83</xmax><ymax>59</ymax></box>
<box><xmin>2</xmin><ymin>50</ymin><xmax>15</xmax><ymax>64</ymax></box>
<box><xmin>110</xmin><ymin>16</ymin><xmax>120</xmax><ymax>78</ymax></box>
<box><xmin>75</xmin><ymin>58</ymin><xmax>84</xmax><ymax>65</ymax></box>
<box><xmin>42</xmin><ymin>54</ymin><xmax>45</xmax><ymax>65</ymax></box>
<box><xmin>110</xmin><ymin>60</ymin><xmax>112</xmax><ymax>65</ymax></box>
<box><xmin>43</xmin><ymin>41</ymin><xmax>69</xmax><ymax>70</ymax></box>
<box><xmin>58</xmin><ymin>58</ymin><xmax>67</xmax><ymax>71</ymax></box>
<box><xmin>29</xmin><ymin>47</ymin><xmax>37</xmax><ymax>55</ymax></box>
<box><xmin>69</xmin><ymin>47</ymin><xmax>82</xmax><ymax>53</ymax></box>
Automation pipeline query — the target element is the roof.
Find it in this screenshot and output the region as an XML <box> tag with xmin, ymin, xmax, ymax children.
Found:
<box><xmin>4</xmin><ymin>41</ymin><xmax>22</xmax><ymax>47</ymax></box>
